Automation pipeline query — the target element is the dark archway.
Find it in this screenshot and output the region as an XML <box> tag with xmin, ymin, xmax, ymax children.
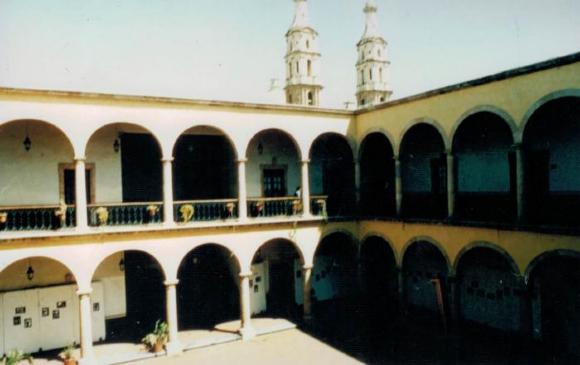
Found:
<box><xmin>251</xmin><ymin>239</ymin><xmax>302</xmax><ymax>318</ymax></box>
<box><xmin>400</xmin><ymin>124</ymin><xmax>447</xmax><ymax>218</ymax></box>
<box><xmin>360</xmin><ymin>132</ymin><xmax>395</xmax><ymax>217</ymax></box>
<box><xmin>309</xmin><ymin>133</ymin><xmax>355</xmax><ymax>217</ymax></box>
<box><xmin>177</xmin><ymin>244</ymin><xmax>239</xmax><ymax>329</ymax></box>
<box><xmin>522</xmin><ymin>97</ymin><xmax>580</xmax><ymax>226</ymax></box>
<box><xmin>528</xmin><ymin>253</ymin><xmax>580</xmax><ymax>359</ymax></box>
<box><xmin>456</xmin><ymin>247</ymin><xmax>521</xmax><ymax>333</ymax></box>
<box><xmin>402</xmin><ymin>241</ymin><xmax>449</xmax><ymax>325</ymax></box>
<box><xmin>452</xmin><ymin>112</ymin><xmax>515</xmax><ymax>222</ymax></box>
<box><xmin>360</xmin><ymin>236</ymin><xmax>398</xmax><ymax>316</ymax></box>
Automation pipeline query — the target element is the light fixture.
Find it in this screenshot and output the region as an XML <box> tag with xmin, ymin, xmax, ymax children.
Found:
<box><xmin>26</xmin><ymin>264</ymin><xmax>34</xmax><ymax>281</ymax></box>
<box><xmin>257</xmin><ymin>142</ymin><xmax>264</xmax><ymax>155</ymax></box>
<box><xmin>118</xmin><ymin>258</ymin><xmax>125</xmax><ymax>272</ymax></box>
<box><xmin>113</xmin><ymin>138</ymin><xmax>120</xmax><ymax>153</ymax></box>
<box><xmin>23</xmin><ymin>124</ymin><xmax>31</xmax><ymax>151</ymax></box>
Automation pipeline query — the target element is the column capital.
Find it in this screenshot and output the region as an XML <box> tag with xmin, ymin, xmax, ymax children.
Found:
<box><xmin>164</xmin><ymin>279</ymin><xmax>179</xmax><ymax>287</ymax></box>
<box><xmin>76</xmin><ymin>288</ymin><xmax>93</xmax><ymax>297</ymax></box>
<box><xmin>301</xmin><ymin>159</ymin><xmax>310</xmax><ymax>164</ymax></box>
<box><xmin>237</xmin><ymin>158</ymin><xmax>248</xmax><ymax>164</ymax></box>
<box><xmin>302</xmin><ymin>264</ymin><xmax>314</xmax><ymax>270</ymax></box>
<box><xmin>511</xmin><ymin>142</ymin><xmax>523</xmax><ymax>150</ymax></box>
<box><xmin>74</xmin><ymin>157</ymin><xmax>87</xmax><ymax>163</ymax></box>
<box><xmin>445</xmin><ymin>149</ymin><xmax>453</xmax><ymax>156</ymax></box>
<box><xmin>239</xmin><ymin>271</ymin><xmax>253</xmax><ymax>278</ymax></box>
<box><xmin>161</xmin><ymin>157</ymin><xmax>174</xmax><ymax>163</ymax></box>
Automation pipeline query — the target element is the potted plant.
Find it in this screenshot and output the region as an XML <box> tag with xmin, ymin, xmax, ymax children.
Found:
<box><xmin>95</xmin><ymin>207</ymin><xmax>109</xmax><ymax>226</ymax></box>
<box><xmin>0</xmin><ymin>212</ymin><xmax>7</xmax><ymax>224</ymax></box>
<box><xmin>255</xmin><ymin>200</ymin><xmax>265</xmax><ymax>216</ymax></box>
<box><xmin>2</xmin><ymin>350</ymin><xmax>33</xmax><ymax>365</ymax></box>
<box><xmin>292</xmin><ymin>199</ymin><xmax>302</xmax><ymax>215</ymax></box>
<box><xmin>226</xmin><ymin>202</ymin><xmax>236</xmax><ymax>217</ymax></box>
<box><xmin>146</xmin><ymin>204</ymin><xmax>159</xmax><ymax>223</ymax></box>
<box><xmin>141</xmin><ymin>320</ymin><xmax>168</xmax><ymax>353</ymax></box>
<box><xmin>58</xmin><ymin>344</ymin><xmax>78</xmax><ymax>365</ymax></box>
<box><xmin>179</xmin><ymin>204</ymin><xmax>194</xmax><ymax>223</ymax></box>
<box><xmin>54</xmin><ymin>200</ymin><xmax>68</xmax><ymax>228</ymax></box>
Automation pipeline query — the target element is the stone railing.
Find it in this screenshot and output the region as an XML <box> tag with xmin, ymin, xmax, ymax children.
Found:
<box><xmin>0</xmin><ymin>204</ymin><xmax>75</xmax><ymax>231</ymax></box>
<box><xmin>174</xmin><ymin>199</ymin><xmax>238</xmax><ymax>223</ymax></box>
<box><xmin>87</xmin><ymin>202</ymin><xmax>163</xmax><ymax>226</ymax></box>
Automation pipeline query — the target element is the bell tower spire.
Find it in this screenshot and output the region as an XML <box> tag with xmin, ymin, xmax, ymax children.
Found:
<box><xmin>356</xmin><ymin>0</ymin><xmax>392</xmax><ymax>107</ymax></box>
<box><xmin>285</xmin><ymin>0</ymin><xmax>323</xmax><ymax>106</ymax></box>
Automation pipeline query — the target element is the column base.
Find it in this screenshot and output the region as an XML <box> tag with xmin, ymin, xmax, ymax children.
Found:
<box><xmin>165</xmin><ymin>340</ymin><xmax>183</xmax><ymax>356</ymax></box>
<box><xmin>78</xmin><ymin>355</ymin><xmax>100</xmax><ymax>365</ymax></box>
<box><xmin>239</xmin><ymin>325</ymin><xmax>256</xmax><ymax>340</ymax></box>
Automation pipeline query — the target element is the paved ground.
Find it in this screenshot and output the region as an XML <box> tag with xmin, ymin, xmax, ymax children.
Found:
<box><xmin>143</xmin><ymin>329</ymin><xmax>363</xmax><ymax>365</ymax></box>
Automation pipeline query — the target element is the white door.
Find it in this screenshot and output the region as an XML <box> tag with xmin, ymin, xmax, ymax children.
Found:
<box><xmin>3</xmin><ymin>289</ymin><xmax>40</xmax><ymax>354</ymax></box>
<box><xmin>38</xmin><ymin>285</ymin><xmax>76</xmax><ymax>351</ymax></box>
<box><xmin>250</xmin><ymin>262</ymin><xmax>267</xmax><ymax>315</ymax></box>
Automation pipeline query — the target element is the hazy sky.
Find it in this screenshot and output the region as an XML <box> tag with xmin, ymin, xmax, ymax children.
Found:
<box><xmin>0</xmin><ymin>0</ymin><xmax>578</xmax><ymax>109</ymax></box>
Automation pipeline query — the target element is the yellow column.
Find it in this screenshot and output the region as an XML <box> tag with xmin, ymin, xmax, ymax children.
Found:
<box><xmin>301</xmin><ymin>159</ymin><xmax>311</xmax><ymax>217</ymax></box>
<box><xmin>77</xmin><ymin>289</ymin><xmax>97</xmax><ymax>365</ymax></box>
<box><xmin>239</xmin><ymin>271</ymin><xmax>255</xmax><ymax>340</ymax></box>
<box><xmin>164</xmin><ymin>280</ymin><xmax>183</xmax><ymax>355</ymax></box>
<box><xmin>446</xmin><ymin>151</ymin><xmax>455</xmax><ymax>218</ymax></box>
<box><xmin>302</xmin><ymin>265</ymin><xmax>313</xmax><ymax>320</ymax></box>
<box><xmin>354</xmin><ymin>159</ymin><xmax>361</xmax><ymax>213</ymax></box>
<box><xmin>395</xmin><ymin>156</ymin><xmax>402</xmax><ymax>216</ymax></box>
<box><xmin>75</xmin><ymin>158</ymin><xmax>88</xmax><ymax>230</ymax></box>
<box><xmin>162</xmin><ymin>158</ymin><xmax>175</xmax><ymax>225</ymax></box>
<box><xmin>514</xmin><ymin>144</ymin><xmax>525</xmax><ymax>222</ymax></box>
<box><xmin>237</xmin><ymin>159</ymin><xmax>248</xmax><ymax>221</ymax></box>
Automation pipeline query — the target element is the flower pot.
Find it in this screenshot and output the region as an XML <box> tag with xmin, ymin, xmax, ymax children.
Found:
<box><xmin>0</xmin><ymin>214</ymin><xmax>7</xmax><ymax>224</ymax></box>
<box><xmin>63</xmin><ymin>359</ymin><xmax>78</xmax><ymax>365</ymax></box>
<box><xmin>153</xmin><ymin>342</ymin><xmax>164</xmax><ymax>353</ymax></box>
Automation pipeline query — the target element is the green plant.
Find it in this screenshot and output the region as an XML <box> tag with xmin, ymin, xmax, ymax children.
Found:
<box><xmin>58</xmin><ymin>344</ymin><xmax>77</xmax><ymax>360</ymax></box>
<box><xmin>2</xmin><ymin>350</ymin><xmax>33</xmax><ymax>365</ymax></box>
<box><xmin>141</xmin><ymin>320</ymin><xmax>169</xmax><ymax>351</ymax></box>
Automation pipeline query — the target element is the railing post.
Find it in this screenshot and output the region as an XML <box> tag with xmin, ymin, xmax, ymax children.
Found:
<box><xmin>75</xmin><ymin>158</ymin><xmax>89</xmax><ymax>231</ymax></box>
<box><xmin>239</xmin><ymin>271</ymin><xmax>255</xmax><ymax>340</ymax></box>
<box><xmin>394</xmin><ymin>156</ymin><xmax>402</xmax><ymax>216</ymax></box>
<box><xmin>77</xmin><ymin>289</ymin><xmax>98</xmax><ymax>365</ymax></box>
<box><xmin>162</xmin><ymin>158</ymin><xmax>175</xmax><ymax>225</ymax></box>
<box><xmin>164</xmin><ymin>279</ymin><xmax>183</xmax><ymax>355</ymax></box>
<box><xmin>237</xmin><ymin>159</ymin><xmax>248</xmax><ymax>221</ymax></box>
<box><xmin>446</xmin><ymin>151</ymin><xmax>455</xmax><ymax>219</ymax></box>
<box><xmin>301</xmin><ymin>159</ymin><xmax>311</xmax><ymax>217</ymax></box>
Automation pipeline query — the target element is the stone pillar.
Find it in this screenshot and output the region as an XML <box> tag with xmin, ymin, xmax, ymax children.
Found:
<box><xmin>394</xmin><ymin>156</ymin><xmax>402</xmax><ymax>216</ymax></box>
<box><xmin>517</xmin><ymin>276</ymin><xmax>533</xmax><ymax>339</ymax></box>
<box><xmin>447</xmin><ymin>275</ymin><xmax>458</xmax><ymax>324</ymax></box>
<box><xmin>164</xmin><ymin>280</ymin><xmax>183</xmax><ymax>355</ymax></box>
<box><xmin>446</xmin><ymin>151</ymin><xmax>455</xmax><ymax>218</ymax></box>
<box><xmin>354</xmin><ymin>159</ymin><xmax>361</xmax><ymax>213</ymax></box>
<box><xmin>514</xmin><ymin>144</ymin><xmax>525</xmax><ymax>223</ymax></box>
<box><xmin>397</xmin><ymin>267</ymin><xmax>405</xmax><ymax>315</ymax></box>
<box><xmin>239</xmin><ymin>271</ymin><xmax>255</xmax><ymax>340</ymax></box>
<box><xmin>302</xmin><ymin>265</ymin><xmax>313</xmax><ymax>320</ymax></box>
<box><xmin>162</xmin><ymin>158</ymin><xmax>175</xmax><ymax>225</ymax></box>
<box><xmin>237</xmin><ymin>159</ymin><xmax>248</xmax><ymax>221</ymax></box>
<box><xmin>77</xmin><ymin>289</ymin><xmax>97</xmax><ymax>365</ymax></box>
<box><xmin>75</xmin><ymin>158</ymin><xmax>89</xmax><ymax>230</ymax></box>
<box><xmin>301</xmin><ymin>159</ymin><xmax>311</xmax><ymax>216</ymax></box>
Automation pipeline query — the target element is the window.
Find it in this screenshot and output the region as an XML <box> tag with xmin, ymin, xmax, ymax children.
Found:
<box><xmin>307</xmin><ymin>91</ymin><xmax>313</xmax><ymax>105</ymax></box>
<box><xmin>307</xmin><ymin>60</ymin><xmax>312</xmax><ymax>76</ymax></box>
<box><xmin>379</xmin><ymin>68</ymin><xmax>383</xmax><ymax>82</ymax></box>
<box><xmin>296</xmin><ymin>62</ymin><xmax>299</xmax><ymax>74</ymax></box>
<box><xmin>306</xmin><ymin>40</ymin><xmax>310</xmax><ymax>49</ymax></box>
<box><xmin>263</xmin><ymin>168</ymin><xmax>286</xmax><ymax>197</ymax></box>
<box><xmin>369</xmin><ymin>68</ymin><xmax>373</xmax><ymax>81</ymax></box>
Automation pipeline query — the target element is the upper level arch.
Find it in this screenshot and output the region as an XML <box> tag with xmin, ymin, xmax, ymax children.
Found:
<box><xmin>83</xmin><ymin>121</ymin><xmax>164</xmax><ymax>159</ymax></box>
<box><xmin>450</xmin><ymin>105</ymin><xmax>518</xmax><ymax>148</ymax></box>
<box><xmin>358</xmin><ymin>127</ymin><xmax>396</xmax><ymax>161</ymax></box>
<box><xmin>171</xmin><ymin>124</ymin><xmax>239</xmax><ymax>160</ymax></box>
<box><xmin>398</xmin><ymin>118</ymin><xmax>450</xmax><ymax>155</ymax></box>
<box><xmin>244</xmin><ymin>128</ymin><xmax>304</xmax><ymax>161</ymax></box>
<box><xmin>453</xmin><ymin>241</ymin><xmax>520</xmax><ymax>277</ymax></box>
<box><xmin>524</xmin><ymin>249</ymin><xmax>580</xmax><ymax>285</ymax></box>
<box><xmin>399</xmin><ymin>236</ymin><xmax>451</xmax><ymax>273</ymax></box>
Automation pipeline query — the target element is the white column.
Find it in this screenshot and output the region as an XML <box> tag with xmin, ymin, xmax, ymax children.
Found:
<box><xmin>514</xmin><ymin>144</ymin><xmax>525</xmax><ymax>223</ymax></box>
<box><xmin>394</xmin><ymin>156</ymin><xmax>402</xmax><ymax>216</ymax></box>
<box><xmin>162</xmin><ymin>158</ymin><xmax>175</xmax><ymax>225</ymax></box>
<box><xmin>446</xmin><ymin>151</ymin><xmax>455</xmax><ymax>218</ymax></box>
<box><xmin>77</xmin><ymin>289</ymin><xmax>97</xmax><ymax>365</ymax></box>
<box><xmin>164</xmin><ymin>280</ymin><xmax>183</xmax><ymax>355</ymax></box>
<box><xmin>239</xmin><ymin>271</ymin><xmax>255</xmax><ymax>340</ymax></box>
<box><xmin>302</xmin><ymin>265</ymin><xmax>313</xmax><ymax>320</ymax></box>
<box><xmin>75</xmin><ymin>158</ymin><xmax>89</xmax><ymax>230</ymax></box>
<box><xmin>237</xmin><ymin>159</ymin><xmax>248</xmax><ymax>221</ymax></box>
<box><xmin>301</xmin><ymin>159</ymin><xmax>311</xmax><ymax>217</ymax></box>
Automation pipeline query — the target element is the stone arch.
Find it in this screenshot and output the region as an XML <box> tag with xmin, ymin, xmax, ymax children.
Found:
<box><xmin>524</xmin><ymin>249</ymin><xmax>580</xmax><ymax>285</ymax></box>
<box><xmin>307</xmin><ymin>132</ymin><xmax>356</xmax><ymax>162</ymax></box>
<box><xmin>315</xmin><ymin>229</ymin><xmax>359</xmax><ymax>258</ymax></box>
<box><xmin>399</xmin><ymin>236</ymin><xmax>451</xmax><ymax>273</ymax></box>
<box><xmin>0</xmin><ymin>118</ymin><xmax>77</xmax><ymax>157</ymax></box>
<box><xmin>397</xmin><ymin>117</ymin><xmax>450</xmax><ymax>155</ymax></box>
<box><xmin>360</xmin><ymin>232</ymin><xmax>397</xmax><ymax>260</ymax></box>
<box><xmin>454</xmin><ymin>241</ymin><xmax>520</xmax><ymax>277</ymax></box>
<box><xmin>450</xmin><ymin>105</ymin><xmax>518</xmax><ymax>146</ymax></box>
<box><xmin>171</xmin><ymin>124</ymin><xmax>239</xmax><ymax>160</ymax></box>
<box><xmin>176</xmin><ymin>242</ymin><xmax>242</xmax><ymax>275</ymax></box>
<box><xmin>251</xmin><ymin>237</ymin><xmax>306</xmax><ymax>268</ymax></box>
<box><xmin>88</xmin><ymin>248</ymin><xmax>167</xmax><ymax>283</ymax></box>
<box><xmin>520</xmin><ymin>88</ymin><xmax>580</xmax><ymax>143</ymax></box>
<box><xmin>0</xmin><ymin>255</ymin><xmax>78</xmax><ymax>286</ymax></box>
<box><xmin>358</xmin><ymin>127</ymin><xmax>396</xmax><ymax>161</ymax></box>
<box><xmin>245</xmin><ymin>128</ymin><xmax>304</xmax><ymax>161</ymax></box>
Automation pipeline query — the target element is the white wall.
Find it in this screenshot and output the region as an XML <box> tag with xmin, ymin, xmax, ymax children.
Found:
<box><xmin>86</xmin><ymin>127</ymin><xmax>123</xmax><ymax>203</ymax></box>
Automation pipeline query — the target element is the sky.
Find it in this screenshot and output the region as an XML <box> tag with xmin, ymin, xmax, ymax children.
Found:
<box><xmin>0</xmin><ymin>0</ymin><xmax>578</xmax><ymax>109</ymax></box>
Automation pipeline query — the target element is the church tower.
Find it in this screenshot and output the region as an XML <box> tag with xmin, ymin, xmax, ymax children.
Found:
<box><xmin>285</xmin><ymin>0</ymin><xmax>322</xmax><ymax>106</ymax></box>
<box><xmin>356</xmin><ymin>0</ymin><xmax>392</xmax><ymax>107</ymax></box>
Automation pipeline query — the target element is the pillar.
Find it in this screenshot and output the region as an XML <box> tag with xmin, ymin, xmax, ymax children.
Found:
<box><xmin>446</xmin><ymin>151</ymin><xmax>455</xmax><ymax>218</ymax></box>
<box><xmin>237</xmin><ymin>159</ymin><xmax>248</xmax><ymax>221</ymax></box>
<box><xmin>75</xmin><ymin>158</ymin><xmax>89</xmax><ymax>230</ymax></box>
<box><xmin>239</xmin><ymin>271</ymin><xmax>255</xmax><ymax>339</ymax></box>
<box><xmin>447</xmin><ymin>275</ymin><xmax>458</xmax><ymax>324</ymax></box>
<box><xmin>162</xmin><ymin>158</ymin><xmax>175</xmax><ymax>225</ymax></box>
<box><xmin>77</xmin><ymin>289</ymin><xmax>97</xmax><ymax>365</ymax></box>
<box><xmin>514</xmin><ymin>143</ymin><xmax>525</xmax><ymax>223</ymax></box>
<box><xmin>354</xmin><ymin>159</ymin><xmax>361</xmax><ymax>213</ymax></box>
<box><xmin>301</xmin><ymin>159</ymin><xmax>311</xmax><ymax>216</ymax></box>
<box><xmin>517</xmin><ymin>276</ymin><xmax>533</xmax><ymax>339</ymax></box>
<box><xmin>394</xmin><ymin>156</ymin><xmax>402</xmax><ymax>216</ymax></box>
<box><xmin>164</xmin><ymin>280</ymin><xmax>183</xmax><ymax>355</ymax></box>
<box><xmin>302</xmin><ymin>265</ymin><xmax>313</xmax><ymax>320</ymax></box>
<box><xmin>397</xmin><ymin>267</ymin><xmax>405</xmax><ymax>315</ymax></box>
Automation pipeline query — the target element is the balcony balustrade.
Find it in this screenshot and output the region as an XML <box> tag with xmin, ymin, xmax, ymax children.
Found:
<box><xmin>87</xmin><ymin>202</ymin><xmax>163</xmax><ymax>226</ymax></box>
<box><xmin>247</xmin><ymin>197</ymin><xmax>304</xmax><ymax>218</ymax></box>
<box><xmin>174</xmin><ymin>199</ymin><xmax>238</xmax><ymax>223</ymax></box>
<box><xmin>0</xmin><ymin>205</ymin><xmax>75</xmax><ymax>231</ymax></box>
